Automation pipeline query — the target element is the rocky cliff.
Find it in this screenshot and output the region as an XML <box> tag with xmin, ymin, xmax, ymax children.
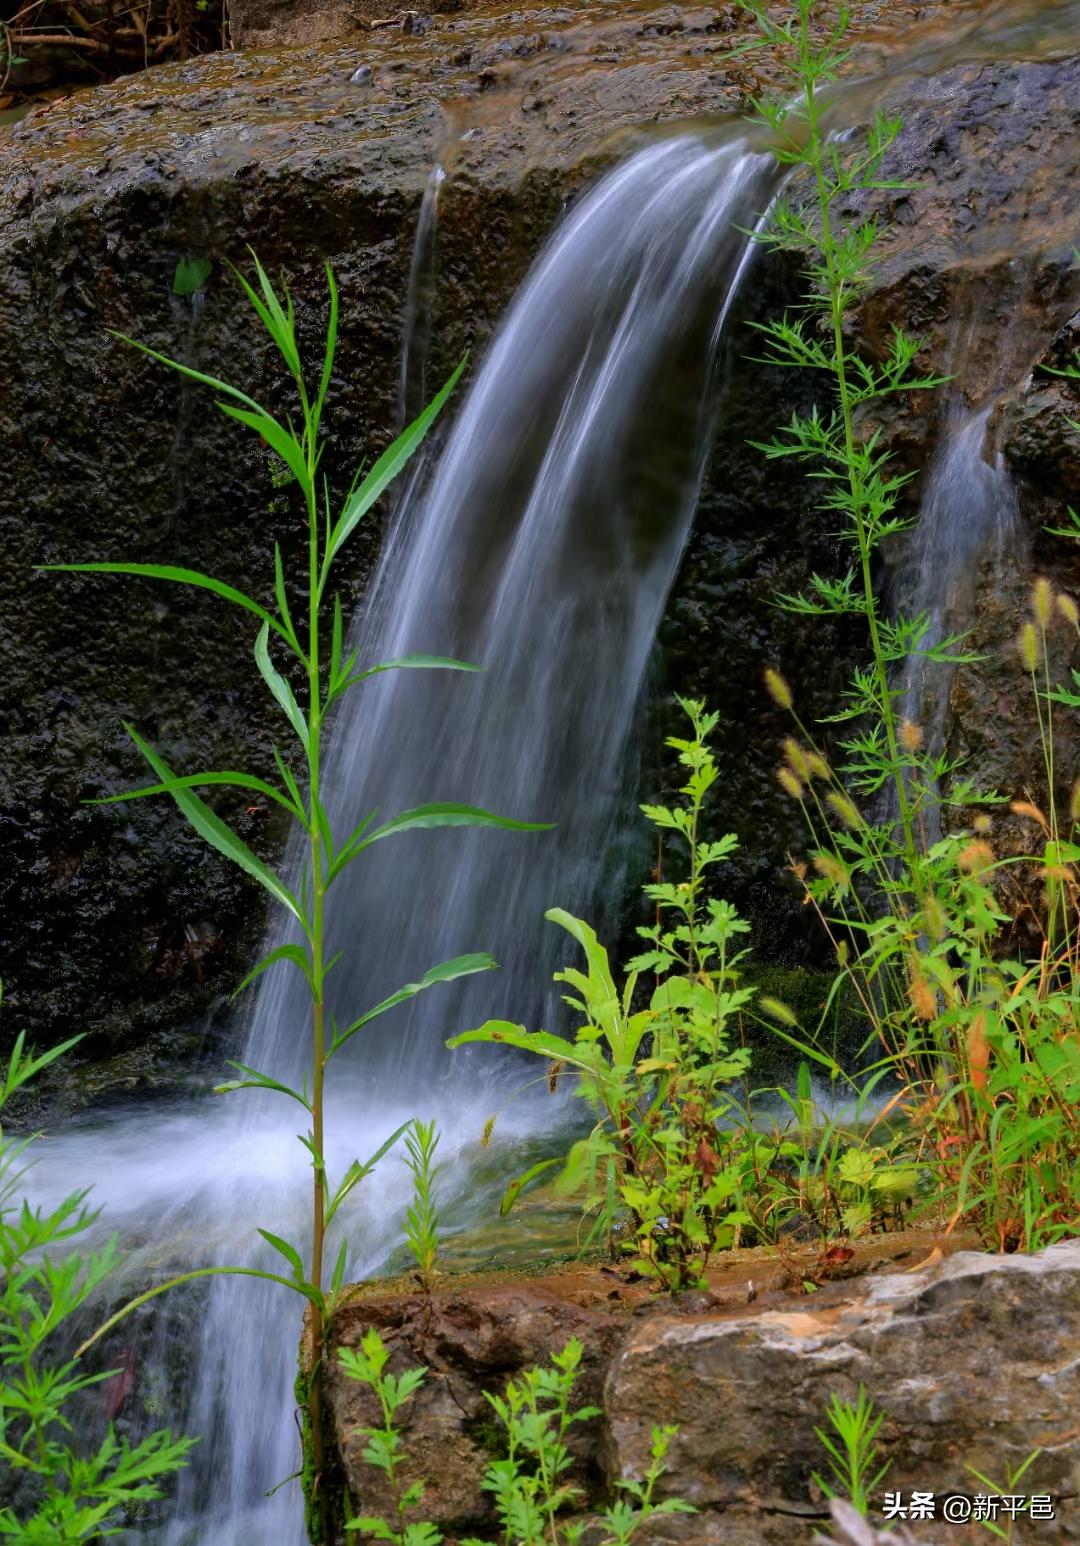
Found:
<box><xmin>2</xmin><ymin>0</ymin><xmax>1079</xmax><ymax>1095</ymax></box>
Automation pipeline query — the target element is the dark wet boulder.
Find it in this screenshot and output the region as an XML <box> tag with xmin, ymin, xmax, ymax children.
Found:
<box><xmin>3</xmin><ymin>1</ymin><xmax>1080</xmax><ymax>1089</ymax></box>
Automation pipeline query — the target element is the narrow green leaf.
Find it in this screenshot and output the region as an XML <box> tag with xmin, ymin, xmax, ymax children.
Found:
<box><xmin>329</xmin><ymin>955</ymin><xmax>498</xmax><ymax>1059</ymax></box>
<box><xmin>231</xmin><ymin>255</ymin><xmax>303</xmax><ymax>382</ymax></box>
<box><xmin>314</xmin><ymin>264</ymin><xmax>339</xmax><ymax>434</ymax></box>
<box><xmin>258</xmin><ymin>1229</ymin><xmax>306</xmax><ymax>1281</ymax></box>
<box><xmin>74</xmin><ymin>1265</ymin><xmax>323</xmax><ymax>1359</ymax></box>
<box><xmin>325</xmin><ymin>1120</ymin><xmax>410</xmax><ymax>1226</ymax></box>
<box><xmin>273</xmin><ymin>543</ymin><xmax>300</xmax><ymax>657</ymax></box>
<box><xmin>123</xmin><ymin>724</ymin><xmax>303</xmax><ymax>923</ymax></box>
<box><xmin>219</xmin><ymin>403</ymin><xmax>310</xmax><ymax>492</ymax></box>
<box><xmin>41</xmin><ymin>563</ymin><xmax>290</xmax><ymax>643</ymax></box>
<box><xmin>446</xmin><ymin>1021</ymin><xmax>585</xmax><ymax>1068</ymax></box>
<box><xmin>255</xmin><ymin>622</ymin><xmax>309</xmax><ymax>750</ymax></box>
<box><xmin>110</xmin><ymin>331</ymin><xmax>266</xmax><ymax>414</ymax></box>
<box><xmin>326</xmin><ymin>809</ymin><xmax>378</xmax><ymax>885</ymax></box>
<box><xmin>233</xmin><ymin>943</ymin><xmax>314</xmax><ymax>999</ymax></box>
<box><xmin>359</xmin><ymin>802</ymin><xmax>552</xmax><ymax>851</ymax></box>
<box><xmin>324</xmin><ymin>358</ymin><xmax>467</xmax><ymax>577</ymax></box>
<box><xmin>346</xmin><ymin>654</ymin><xmax>482</xmax><ymax>686</ymax></box>
<box><xmin>88</xmin><ymin>768</ymin><xmax>300</xmax><ymax>821</ymax></box>
<box><xmin>330</xmin><ymin>1236</ymin><xmax>349</xmax><ymax>1295</ymax></box>
<box><xmin>499</xmin><ymin>1158</ymin><xmax>561</xmax><ymax>1217</ymax></box>
<box><xmin>215</xmin><ymin>1059</ymin><xmax>312</xmax><ymax>1111</ymax></box>
<box><xmin>330</xmin><ymin>594</ymin><xmax>344</xmax><ymax>691</ymax></box>
<box><xmin>273</xmin><ymin>746</ymin><xmax>308</xmax><ymax>830</ymax></box>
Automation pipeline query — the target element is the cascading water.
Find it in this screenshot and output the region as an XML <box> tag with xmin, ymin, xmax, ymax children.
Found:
<box><xmin>159</xmin><ymin>129</ymin><xmax>775</xmax><ymax>1543</ymax></box>
<box><xmin>26</xmin><ymin>129</ymin><xmax>776</xmax><ymax>1544</ymax></box>
<box><xmin>398</xmin><ymin>162</ymin><xmax>444</xmax><ymax>426</ymax></box>
<box><xmin>892</xmin><ymin>399</ymin><xmax>1021</xmax><ymax>835</ymax></box>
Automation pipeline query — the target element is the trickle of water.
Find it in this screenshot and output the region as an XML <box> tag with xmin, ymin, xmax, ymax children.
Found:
<box><xmin>893</xmin><ymin>401</ymin><xmax>1020</xmax><ymax>827</ymax></box>
<box><xmin>399</xmin><ymin>162</ymin><xmax>444</xmax><ymax>426</ymax></box>
<box><xmin>151</xmin><ymin>129</ymin><xmax>777</xmax><ymax>1542</ymax></box>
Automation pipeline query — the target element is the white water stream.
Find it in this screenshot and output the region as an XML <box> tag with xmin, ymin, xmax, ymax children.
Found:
<box><xmin>25</xmin><ymin>130</ymin><xmax>777</xmax><ymax>1542</ymax></box>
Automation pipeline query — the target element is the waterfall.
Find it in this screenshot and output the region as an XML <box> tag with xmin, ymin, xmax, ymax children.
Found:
<box><xmin>398</xmin><ymin>162</ymin><xmax>444</xmax><ymax>426</ymax></box>
<box><xmin>27</xmin><ymin>129</ymin><xmax>776</xmax><ymax>1543</ymax></box>
<box><xmin>893</xmin><ymin>400</ymin><xmax>1021</xmax><ymax>839</ymax></box>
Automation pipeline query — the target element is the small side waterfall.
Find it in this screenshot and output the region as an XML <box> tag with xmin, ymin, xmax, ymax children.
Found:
<box><xmin>144</xmin><ymin>132</ymin><xmax>777</xmax><ymax>1542</ymax></box>
<box><xmin>893</xmin><ymin>400</ymin><xmax>1021</xmax><ymax>835</ymax></box>
<box><xmin>398</xmin><ymin>162</ymin><xmax>444</xmax><ymax>425</ymax></box>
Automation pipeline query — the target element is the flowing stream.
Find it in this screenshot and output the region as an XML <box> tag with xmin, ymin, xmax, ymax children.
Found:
<box><xmin>23</xmin><ymin>129</ymin><xmax>779</xmax><ymax>1542</ymax></box>
<box><xmin>896</xmin><ymin>403</ymin><xmax>1021</xmax><ymax>746</ymax></box>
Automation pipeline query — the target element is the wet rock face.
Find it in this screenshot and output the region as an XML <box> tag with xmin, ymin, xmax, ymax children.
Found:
<box><xmin>3</xmin><ymin>1</ymin><xmax>1080</xmax><ymax>1082</ymax></box>
<box><xmin>328</xmin><ymin>1244</ymin><xmax>1080</xmax><ymax>1545</ymax></box>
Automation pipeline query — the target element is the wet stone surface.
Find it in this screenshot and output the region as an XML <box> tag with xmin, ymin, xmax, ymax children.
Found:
<box><xmin>3</xmin><ymin>1</ymin><xmax>1080</xmax><ymax>1089</ymax></box>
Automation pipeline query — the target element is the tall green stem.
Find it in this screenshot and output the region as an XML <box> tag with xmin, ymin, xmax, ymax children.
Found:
<box><xmin>798</xmin><ymin>7</ymin><xmax>918</xmax><ymax>881</ymax></box>
<box><xmin>306</xmin><ymin>402</ymin><xmax>329</xmax><ymax>1538</ymax></box>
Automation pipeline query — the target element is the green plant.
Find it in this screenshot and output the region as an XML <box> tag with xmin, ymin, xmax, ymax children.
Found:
<box><xmin>49</xmin><ymin>256</ymin><xmax>549</xmax><ymax>1541</ymax></box>
<box><xmin>813</xmin><ymin>1386</ymin><xmax>890</xmax><ymax>1519</ymax></box>
<box><xmin>450</xmin><ymin>698</ymin><xmax>764</xmax><ymax>1290</ymax></box>
<box><xmin>403</xmin><ymin>1120</ymin><xmax>442</xmax><ymax>1300</ymax></box>
<box><xmin>340</xmin><ymin>1335</ymin><xmax>691</xmax><ymax>1546</ymax></box>
<box><xmin>736</xmin><ymin>1065</ymin><xmax>917</xmax><ymax>1248</ymax></box>
<box><xmin>463</xmin><ymin>1339</ymin><xmax>598</xmax><ymax>1546</ymax></box>
<box><xmin>337</xmin><ymin>1328</ymin><xmax>441</xmax><ymax>1546</ymax></box>
<box><xmin>743</xmin><ymin>2</ymin><xmax>1080</xmax><ymax>1256</ymax></box>
<box><xmin>965</xmin><ymin>1449</ymin><xmax>1042</xmax><ymax>1542</ymax></box>
<box><xmin>593</xmin><ymin>1425</ymin><xmax>694</xmax><ymax>1546</ymax></box>
<box><xmin>0</xmin><ymin>986</ymin><xmax>195</xmax><ymax>1539</ymax></box>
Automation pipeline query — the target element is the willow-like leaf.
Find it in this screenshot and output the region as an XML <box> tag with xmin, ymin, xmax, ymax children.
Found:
<box><xmin>215</xmin><ymin>1059</ymin><xmax>312</xmax><ymax>1111</ymax></box>
<box><xmin>359</xmin><ymin>802</ymin><xmax>552</xmax><ymax>851</ymax></box>
<box><xmin>343</xmin><ymin>654</ymin><xmax>481</xmax><ymax>688</ymax></box>
<box><xmin>219</xmin><ymin>403</ymin><xmax>310</xmax><ymax>494</ymax></box>
<box><xmin>88</xmin><ymin>768</ymin><xmax>301</xmax><ymax>823</ymax></box>
<box><xmin>499</xmin><ymin>1157</ymin><xmax>560</xmax><ymax>1217</ymax></box>
<box><xmin>329</xmin><ymin>955</ymin><xmax>498</xmax><ymax>1059</ymax></box>
<box><xmin>325</xmin><ymin>1121</ymin><xmax>411</xmax><ymax>1227</ymax></box>
<box><xmin>108</xmin><ymin>332</ymin><xmax>265</xmax><ymax>415</ymax></box>
<box><xmin>42</xmin><ymin>563</ymin><xmax>291</xmax><ymax>644</ymax></box>
<box><xmin>323</xmin><ymin>358</ymin><xmax>466</xmax><ymax>577</ymax></box>
<box><xmin>255</xmin><ymin>623</ymin><xmax>308</xmax><ymax>750</ymax></box>
<box><xmin>123</xmin><ymin>724</ymin><xmax>303</xmax><ymax>924</ymax></box>
<box><xmin>233</xmin><ymin>943</ymin><xmax>314</xmax><ymax>999</ymax></box>
<box><xmin>74</xmin><ymin>1265</ymin><xmax>323</xmax><ymax>1360</ymax></box>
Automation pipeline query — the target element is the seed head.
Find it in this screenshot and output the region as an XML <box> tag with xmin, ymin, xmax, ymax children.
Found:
<box><xmin>806</xmin><ymin>750</ymin><xmax>831</xmax><ymax>781</ymax></box>
<box><xmin>1058</xmin><ymin>593</ymin><xmax>1079</xmax><ymax>628</ymax></box>
<box><xmin>1070</xmin><ymin>778</ymin><xmax>1080</xmax><ymax>826</ymax></box>
<box><xmin>783</xmin><ymin>737</ymin><xmax>810</xmax><ymax>779</ymax></box>
<box><xmin>760</xmin><ymin>995</ymin><xmax>797</xmax><ymax>1026</ymax></box>
<box><xmin>907</xmin><ymin>972</ymin><xmax>936</xmax><ymax>1023</ymax></box>
<box><xmin>1010</xmin><ymin>799</ymin><xmax>1048</xmax><ymax>831</ymax></box>
<box><xmin>547</xmin><ymin>1058</ymin><xmax>566</xmax><ymax>1094</ymax></box>
<box><xmin>922</xmin><ymin>894</ymin><xmax>948</xmax><ymax>942</ymax></box>
<box><xmin>764</xmin><ymin>667</ymin><xmax>793</xmax><ymax>711</ymax></box>
<box><xmin>812</xmin><ymin>850</ymin><xmax>850</xmax><ymax>889</ymax></box>
<box><xmin>958</xmin><ymin>839</ymin><xmax>994</xmax><ymax>875</ymax></box>
<box><xmin>966</xmin><ymin>1010</ymin><xmax>989</xmax><ymax>1092</ymax></box>
<box><xmin>481</xmin><ymin>1115</ymin><xmax>496</xmax><ymax>1148</ymax></box>
<box><xmin>899</xmin><ymin>718</ymin><xmax>923</xmax><ymax>754</ymax></box>
<box><xmin>777</xmin><ymin>766</ymin><xmax>804</xmax><ymax>800</ymax></box>
<box><xmin>1019</xmin><ymin>622</ymin><xmax>1041</xmax><ymax>672</ymax></box>
<box><xmin>1032</xmin><ymin>577</ymin><xmax>1053</xmax><ymax>629</ymax></box>
<box><xmin>826</xmin><ymin>791</ymin><xmax>863</xmax><ymax>830</ymax></box>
